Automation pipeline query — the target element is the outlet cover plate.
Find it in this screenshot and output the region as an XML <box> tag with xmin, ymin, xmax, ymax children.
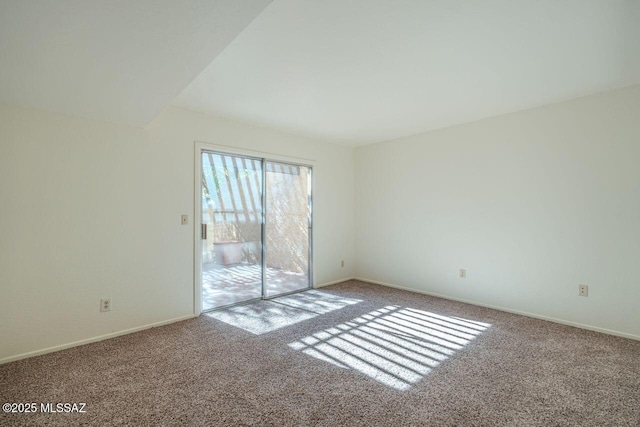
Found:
<box><xmin>578</xmin><ymin>284</ymin><xmax>588</xmax><ymax>297</ymax></box>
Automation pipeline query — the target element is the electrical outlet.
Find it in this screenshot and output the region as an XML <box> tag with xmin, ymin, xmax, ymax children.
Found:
<box><xmin>459</xmin><ymin>268</ymin><xmax>466</xmax><ymax>279</ymax></box>
<box><xmin>341</xmin><ymin>260</ymin><xmax>344</xmax><ymax>268</ymax></box>
<box><xmin>578</xmin><ymin>284</ymin><xmax>588</xmax><ymax>297</ymax></box>
<box><xmin>100</xmin><ymin>298</ymin><xmax>111</xmax><ymax>312</ymax></box>
<box><xmin>181</xmin><ymin>214</ymin><xmax>188</xmax><ymax>225</ymax></box>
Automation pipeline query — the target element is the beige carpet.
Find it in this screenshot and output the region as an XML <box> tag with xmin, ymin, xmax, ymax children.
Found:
<box><xmin>1</xmin><ymin>280</ymin><xmax>639</xmax><ymax>426</ymax></box>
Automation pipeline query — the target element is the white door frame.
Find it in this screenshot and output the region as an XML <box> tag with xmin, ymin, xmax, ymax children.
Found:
<box><xmin>193</xmin><ymin>141</ymin><xmax>316</xmax><ymax>316</ymax></box>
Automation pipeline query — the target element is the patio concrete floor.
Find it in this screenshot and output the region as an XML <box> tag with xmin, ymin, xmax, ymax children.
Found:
<box><xmin>202</xmin><ymin>262</ymin><xmax>309</xmax><ymax>310</ymax></box>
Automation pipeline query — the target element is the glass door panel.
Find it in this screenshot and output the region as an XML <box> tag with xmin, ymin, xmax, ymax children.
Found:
<box><xmin>264</xmin><ymin>161</ymin><xmax>312</xmax><ymax>297</ymax></box>
<box><xmin>201</xmin><ymin>152</ymin><xmax>262</xmax><ymax>310</ymax></box>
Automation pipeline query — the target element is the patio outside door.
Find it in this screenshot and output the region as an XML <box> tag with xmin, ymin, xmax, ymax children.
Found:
<box><xmin>265</xmin><ymin>161</ymin><xmax>312</xmax><ymax>297</ymax></box>
<box><xmin>199</xmin><ymin>151</ymin><xmax>312</xmax><ymax>311</ymax></box>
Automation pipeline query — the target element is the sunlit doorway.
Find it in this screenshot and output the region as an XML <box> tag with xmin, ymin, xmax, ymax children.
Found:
<box><xmin>199</xmin><ymin>150</ymin><xmax>312</xmax><ymax>311</ymax></box>
<box><xmin>265</xmin><ymin>161</ymin><xmax>312</xmax><ymax>297</ymax></box>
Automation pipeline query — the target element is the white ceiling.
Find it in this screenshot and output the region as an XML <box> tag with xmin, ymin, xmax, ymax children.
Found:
<box><xmin>1</xmin><ymin>1</ymin><xmax>638</xmax><ymax>144</ymax></box>
<box><xmin>173</xmin><ymin>0</ymin><xmax>640</xmax><ymax>146</ymax></box>
<box><xmin>0</xmin><ymin>0</ymin><xmax>271</xmax><ymax>127</ymax></box>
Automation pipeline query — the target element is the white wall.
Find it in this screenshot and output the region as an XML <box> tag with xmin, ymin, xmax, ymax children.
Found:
<box><xmin>0</xmin><ymin>104</ymin><xmax>354</xmax><ymax>362</ymax></box>
<box><xmin>3</xmin><ymin>83</ymin><xmax>638</xmax><ymax>364</ymax></box>
<box><xmin>355</xmin><ymin>85</ymin><xmax>640</xmax><ymax>339</ymax></box>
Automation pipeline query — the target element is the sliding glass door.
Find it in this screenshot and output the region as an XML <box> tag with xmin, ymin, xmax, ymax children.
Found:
<box><xmin>265</xmin><ymin>161</ymin><xmax>311</xmax><ymax>297</ymax></box>
<box><xmin>199</xmin><ymin>150</ymin><xmax>312</xmax><ymax>311</ymax></box>
<box><xmin>201</xmin><ymin>152</ymin><xmax>263</xmax><ymax>310</ymax></box>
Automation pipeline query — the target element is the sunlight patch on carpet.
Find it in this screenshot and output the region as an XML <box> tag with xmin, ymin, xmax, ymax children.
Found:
<box><xmin>274</xmin><ymin>290</ymin><xmax>362</xmax><ymax>314</ymax></box>
<box><xmin>206</xmin><ymin>290</ymin><xmax>362</xmax><ymax>334</ymax></box>
<box><xmin>289</xmin><ymin>306</ymin><xmax>490</xmax><ymax>390</ymax></box>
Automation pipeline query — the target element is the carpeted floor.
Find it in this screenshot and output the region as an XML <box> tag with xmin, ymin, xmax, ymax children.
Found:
<box><xmin>1</xmin><ymin>280</ymin><xmax>639</xmax><ymax>426</ymax></box>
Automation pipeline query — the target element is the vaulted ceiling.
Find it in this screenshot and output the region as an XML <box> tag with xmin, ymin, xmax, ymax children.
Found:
<box><xmin>2</xmin><ymin>1</ymin><xmax>639</xmax><ymax>145</ymax></box>
<box><xmin>0</xmin><ymin>0</ymin><xmax>271</xmax><ymax>127</ymax></box>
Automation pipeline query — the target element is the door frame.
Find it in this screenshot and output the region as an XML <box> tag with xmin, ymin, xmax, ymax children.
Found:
<box><xmin>193</xmin><ymin>141</ymin><xmax>315</xmax><ymax>316</ymax></box>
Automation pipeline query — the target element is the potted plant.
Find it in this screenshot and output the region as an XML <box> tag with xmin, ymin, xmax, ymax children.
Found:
<box><xmin>213</xmin><ymin>222</ymin><xmax>243</xmax><ymax>265</ymax></box>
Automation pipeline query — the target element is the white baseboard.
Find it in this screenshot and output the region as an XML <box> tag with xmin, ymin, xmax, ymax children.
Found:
<box><xmin>314</xmin><ymin>277</ymin><xmax>355</xmax><ymax>288</ymax></box>
<box><xmin>354</xmin><ymin>276</ymin><xmax>640</xmax><ymax>342</ymax></box>
<box><xmin>2</xmin><ymin>279</ymin><xmax>355</xmax><ymax>365</ymax></box>
<box><xmin>7</xmin><ymin>276</ymin><xmax>634</xmax><ymax>365</ymax></box>
<box><xmin>0</xmin><ymin>314</ymin><xmax>197</xmax><ymax>365</ymax></box>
